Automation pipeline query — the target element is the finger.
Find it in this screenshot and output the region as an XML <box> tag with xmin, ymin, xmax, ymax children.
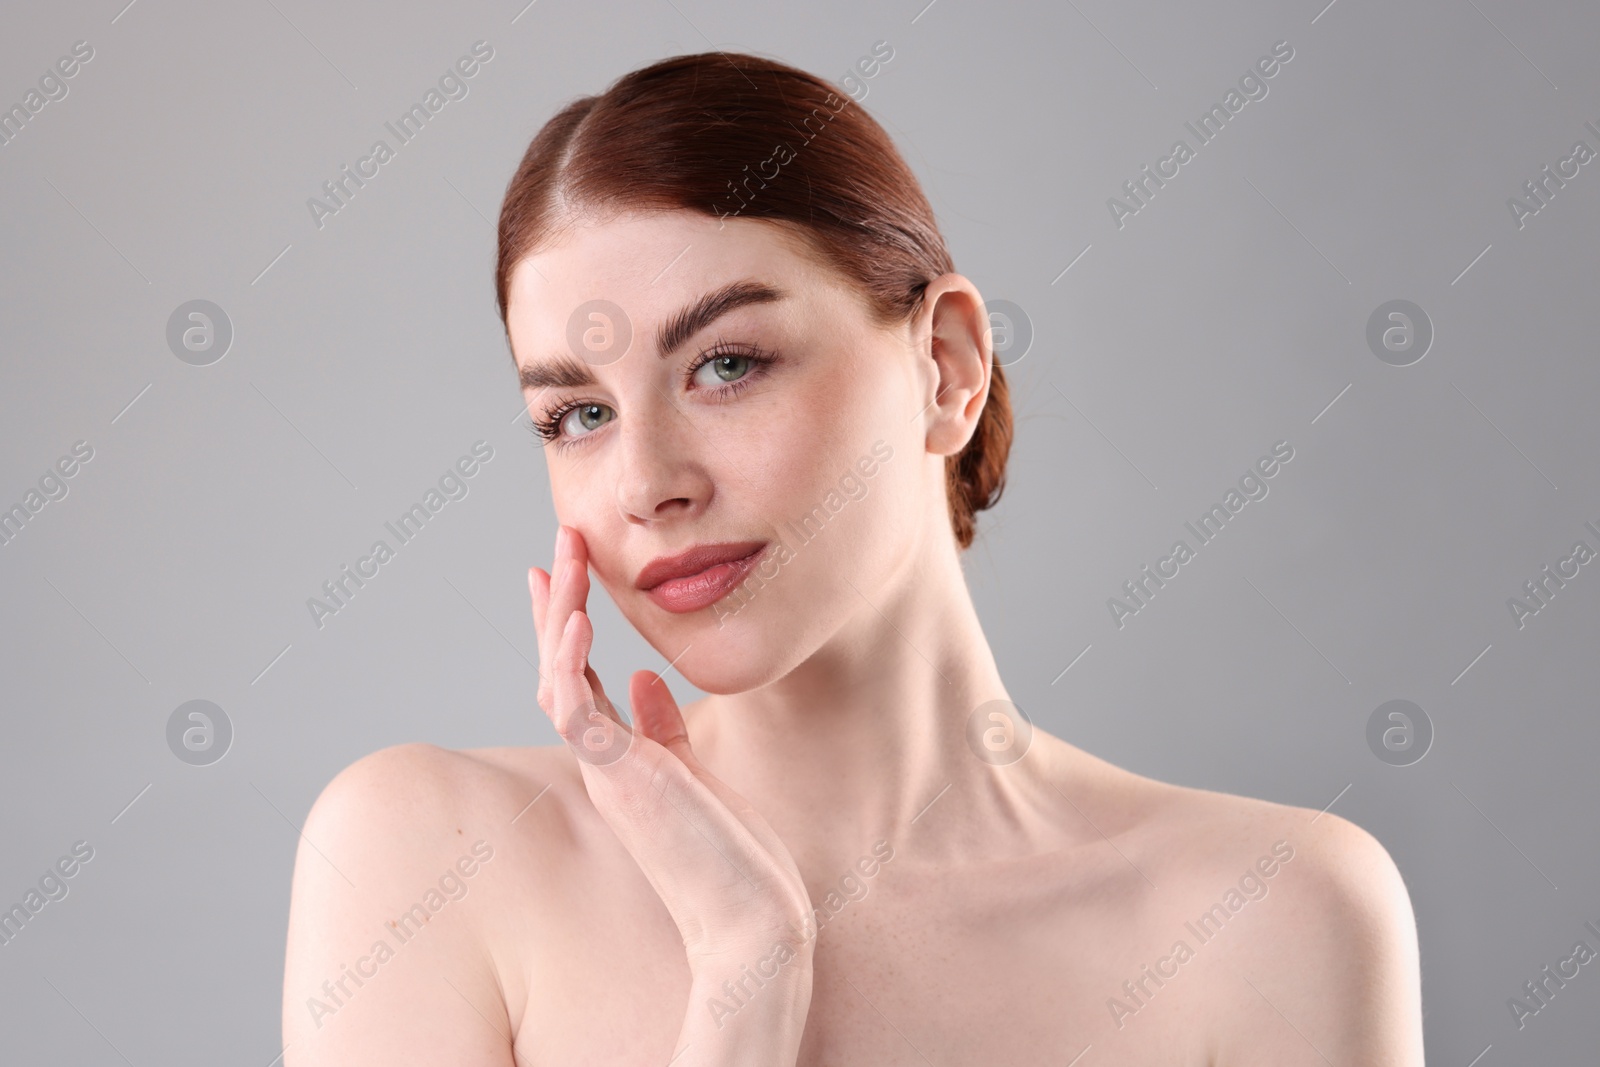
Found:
<box><xmin>553</xmin><ymin>610</ymin><xmax>632</xmax><ymax>761</ymax></box>
<box><xmin>537</xmin><ymin>528</ymin><xmax>568</xmax><ymax>672</ymax></box>
<box><xmin>629</xmin><ymin>671</ymin><xmax>730</xmax><ymax>801</ymax></box>
<box><xmin>542</xmin><ymin>528</ymin><xmax>591</xmax><ymax>688</ymax></box>
<box><xmin>529</xmin><ymin>566</ymin><xmax>550</xmax><ymax>635</ymax></box>
<box><xmin>586</xmin><ymin>663</ymin><xmax>624</xmax><ymax>725</ymax></box>
<box><xmin>550</xmin><ymin>535</ymin><xmax>597</xmax><ymax>716</ymax></box>
<box><xmin>529</xmin><ymin>566</ymin><xmax>554</xmax><ymax>708</ymax></box>
<box><xmin>630</xmin><ymin>670</ymin><xmax>694</xmax><ymax>763</ymax></box>
<box><xmin>538</xmin><ymin>534</ymin><xmax>567</xmax><ymax>665</ymax></box>
<box><xmin>550</xmin><ymin>609</ymin><xmax>594</xmax><ymax>740</ymax></box>
<box><xmin>627</xmin><ymin>671</ymin><xmax>805</xmax><ymax>903</ymax></box>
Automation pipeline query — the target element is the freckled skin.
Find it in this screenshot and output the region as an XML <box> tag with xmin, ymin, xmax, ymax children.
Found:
<box><xmin>281</xmin><ymin>210</ymin><xmax>1424</xmax><ymax>1066</ymax></box>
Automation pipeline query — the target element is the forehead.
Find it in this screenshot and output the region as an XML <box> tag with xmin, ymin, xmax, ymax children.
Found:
<box><xmin>505</xmin><ymin>211</ymin><xmax>875</xmax><ymax>368</ymax></box>
<box><xmin>509</xmin><ymin>212</ymin><xmax>810</xmax><ymax>332</ymax></box>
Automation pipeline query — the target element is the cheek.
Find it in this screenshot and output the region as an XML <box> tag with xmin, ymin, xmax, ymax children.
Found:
<box><xmin>765</xmin><ymin>427</ymin><xmax>919</xmax><ymax>570</ymax></box>
<box><xmin>748</xmin><ymin>406</ymin><xmax>831</xmax><ymax>490</ymax></box>
<box><xmin>545</xmin><ymin>464</ymin><xmax>622</xmax><ymax>577</ymax></box>
<box><xmin>759</xmin><ymin>341</ymin><xmax>910</xmax><ymax>465</ymax></box>
<box><xmin>762</xmin><ymin>350</ymin><xmax>918</xmax><ymax>529</ymax></box>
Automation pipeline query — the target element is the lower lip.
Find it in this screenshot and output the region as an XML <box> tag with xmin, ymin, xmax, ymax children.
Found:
<box><xmin>644</xmin><ymin>545</ymin><xmax>768</xmax><ymax>614</ymax></box>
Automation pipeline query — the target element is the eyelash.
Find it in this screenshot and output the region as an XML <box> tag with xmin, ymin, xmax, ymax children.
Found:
<box><xmin>528</xmin><ymin>340</ymin><xmax>778</xmax><ymax>451</ymax></box>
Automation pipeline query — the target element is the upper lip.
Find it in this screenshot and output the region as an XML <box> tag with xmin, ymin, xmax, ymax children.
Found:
<box><xmin>635</xmin><ymin>541</ymin><xmax>768</xmax><ymax>591</ymax></box>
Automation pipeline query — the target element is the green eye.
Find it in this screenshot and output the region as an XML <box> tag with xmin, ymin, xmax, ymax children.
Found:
<box><xmin>695</xmin><ymin>354</ymin><xmax>752</xmax><ymax>386</ymax></box>
<box><xmin>561</xmin><ymin>403</ymin><xmax>614</xmax><ymax>438</ymax></box>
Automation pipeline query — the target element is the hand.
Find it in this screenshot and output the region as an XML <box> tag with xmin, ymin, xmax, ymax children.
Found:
<box><xmin>528</xmin><ymin>525</ymin><xmax>816</xmax><ymax>967</ymax></box>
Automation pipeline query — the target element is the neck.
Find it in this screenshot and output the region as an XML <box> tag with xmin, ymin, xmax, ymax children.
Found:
<box><xmin>683</xmin><ymin>520</ymin><xmax>1058</xmax><ymax>874</ymax></box>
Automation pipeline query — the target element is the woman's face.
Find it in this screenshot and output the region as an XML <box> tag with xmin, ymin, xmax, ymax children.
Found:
<box><xmin>505</xmin><ymin>208</ymin><xmax>937</xmax><ymax>694</ymax></box>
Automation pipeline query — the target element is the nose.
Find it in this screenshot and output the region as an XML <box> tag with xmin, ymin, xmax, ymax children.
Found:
<box><xmin>614</xmin><ymin>398</ymin><xmax>712</xmax><ymax>526</ymax></box>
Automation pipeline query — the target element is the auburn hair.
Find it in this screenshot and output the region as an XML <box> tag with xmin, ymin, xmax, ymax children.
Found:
<box><xmin>494</xmin><ymin>51</ymin><xmax>1011</xmax><ymax>549</ymax></box>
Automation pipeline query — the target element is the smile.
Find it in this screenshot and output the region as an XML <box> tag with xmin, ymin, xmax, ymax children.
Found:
<box><xmin>637</xmin><ymin>542</ymin><xmax>769</xmax><ymax>613</ymax></box>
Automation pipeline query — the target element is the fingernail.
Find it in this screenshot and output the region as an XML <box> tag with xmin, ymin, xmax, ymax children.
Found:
<box><xmin>552</xmin><ymin>559</ymin><xmax>568</xmax><ymax>589</ymax></box>
<box><xmin>555</xmin><ymin>525</ymin><xmax>569</xmax><ymax>558</ymax></box>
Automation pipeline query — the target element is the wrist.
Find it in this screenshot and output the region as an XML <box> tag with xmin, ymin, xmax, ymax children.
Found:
<box><xmin>677</xmin><ymin>958</ymin><xmax>813</xmax><ymax>1066</ymax></box>
<box><xmin>684</xmin><ymin>911</ymin><xmax>819</xmax><ymax>973</ymax></box>
<box><xmin>690</xmin><ymin>931</ymin><xmax>814</xmax><ymax>994</ymax></box>
<box><xmin>681</xmin><ymin>932</ymin><xmax>813</xmax><ymax>1057</ymax></box>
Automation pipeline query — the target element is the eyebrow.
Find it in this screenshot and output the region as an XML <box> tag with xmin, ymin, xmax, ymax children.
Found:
<box><xmin>517</xmin><ymin>279</ymin><xmax>787</xmax><ymax>392</ymax></box>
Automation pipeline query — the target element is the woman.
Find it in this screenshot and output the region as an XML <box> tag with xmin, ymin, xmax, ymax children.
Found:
<box><xmin>282</xmin><ymin>52</ymin><xmax>1423</xmax><ymax>1065</ymax></box>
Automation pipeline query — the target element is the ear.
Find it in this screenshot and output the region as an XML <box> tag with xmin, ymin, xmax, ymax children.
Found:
<box><xmin>913</xmin><ymin>273</ymin><xmax>993</xmax><ymax>457</ymax></box>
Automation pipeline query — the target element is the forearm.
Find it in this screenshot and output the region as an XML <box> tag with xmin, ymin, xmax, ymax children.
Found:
<box><xmin>673</xmin><ymin>941</ymin><xmax>814</xmax><ymax>1066</ymax></box>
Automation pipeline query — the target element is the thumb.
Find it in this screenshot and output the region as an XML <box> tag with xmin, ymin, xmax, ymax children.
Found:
<box><xmin>629</xmin><ymin>670</ymin><xmax>700</xmax><ymax>769</ymax></box>
<box><xmin>627</xmin><ymin>671</ymin><xmax>800</xmax><ymax>897</ymax></box>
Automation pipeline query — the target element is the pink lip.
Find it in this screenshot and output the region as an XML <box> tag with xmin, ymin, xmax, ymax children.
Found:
<box><xmin>637</xmin><ymin>541</ymin><xmax>768</xmax><ymax>614</ymax></box>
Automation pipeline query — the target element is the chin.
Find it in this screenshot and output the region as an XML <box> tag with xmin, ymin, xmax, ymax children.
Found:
<box><xmin>638</xmin><ymin>598</ymin><xmax>817</xmax><ymax>696</ymax></box>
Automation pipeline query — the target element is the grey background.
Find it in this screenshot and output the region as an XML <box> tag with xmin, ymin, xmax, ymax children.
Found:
<box><xmin>1</xmin><ymin>0</ymin><xmax>1596</xmax><ymax>1062</ymax></box>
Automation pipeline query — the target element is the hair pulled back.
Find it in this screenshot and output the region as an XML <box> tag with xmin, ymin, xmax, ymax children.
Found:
<box><xmin>495</xmin><ymin>52</ymin><xmax>1011</xmax><ymax>549</ymax></box>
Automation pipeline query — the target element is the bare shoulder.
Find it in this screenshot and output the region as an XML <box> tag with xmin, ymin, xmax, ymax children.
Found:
<box><xmin>1139</xmin><ymin>772</ymin><xmax>1417</xmax><ymax>950</ymax></box>
<box><xmin>288</xmin><ymin>740</ymin><xmax>594</xmax><ymax>925</ymax></box>
<box><xmin>1194</xmin><ymin>791</ymin><xmax>1423</xmax><ymax>1064</ymax></box>
<box><xmin>302</xmin><ymin>741</ymin><xmax>573</xmax><ymax>831</ymax></box>
<box><xmin>295</xmin><ymin>741</ymin><xmax>592</xmax><ymax>874</ymax></box>
<box><xmin>282</xmin><ymin>742</ymin><xmax>585</xmax><ymax>1065</ymax></box>
<box><xmin>1044</xmin><ymin>739</ymin><xmax>1410</xmax><ymax>908</ymax></box>
<box><xmin>1050</xmin><ymin>743</ymin><xmax>1422</xmax><ymax>1063</ymax></box>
